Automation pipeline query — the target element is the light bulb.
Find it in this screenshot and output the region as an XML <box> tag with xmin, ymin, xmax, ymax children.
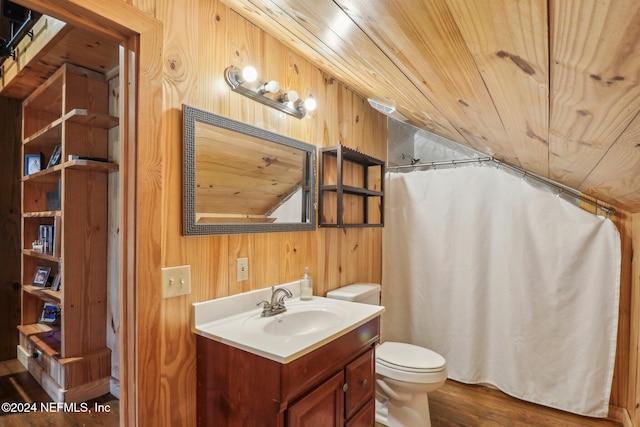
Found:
<box><xmin>258</xmin><ymin>80</ymin><xmax>280</xmax><ymax>94</ymax></box>
<box><xmin>303</xmin><ymin>96</ymin><xmax>317</xmax><ymax>112</ymax></box>
<box><xmin>280</xmin><ymin>90</ymin><xmax>299</xmax><ymax>103</ymax></box>
<box><xmin>240</xmin><ymin>66</ymin><xmax>258</xmax><ymax>83</ymax></box>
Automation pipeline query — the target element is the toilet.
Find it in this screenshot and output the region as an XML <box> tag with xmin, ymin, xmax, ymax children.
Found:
<box><xmin>326</xmin><ymin>283</ymin><xmax>447</xmax><ymax>427</ymax></box>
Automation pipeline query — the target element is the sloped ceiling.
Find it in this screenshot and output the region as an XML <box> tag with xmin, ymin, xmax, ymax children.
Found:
<box><xmin>222</xmin><ymin>0</ymin><xmax>640</xmax><ymax>213</ymax></box>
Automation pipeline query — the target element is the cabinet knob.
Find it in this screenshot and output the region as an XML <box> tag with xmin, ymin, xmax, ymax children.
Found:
<box><xmin>343</xmin><ymin>383</ymin><xmax>349</xmax><ymax>392</ymax></box>
<box><xmin>361</xmin><ymin>379</ymin><xmax>368</xmax><ymax>387</ymax></box>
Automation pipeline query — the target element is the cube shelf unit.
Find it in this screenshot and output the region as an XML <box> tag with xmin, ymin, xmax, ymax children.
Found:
<box><xmin>19</xmin><ymin>63</ymin><xmax>118</xmax><ymax>403</ymax></box>
<box><xmin>318</xmin><ymin>144</ymin><xmax>385</xmax><ymax>228</ymax></box>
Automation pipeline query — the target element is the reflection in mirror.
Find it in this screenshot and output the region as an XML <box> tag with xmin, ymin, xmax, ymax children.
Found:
<box><xmin>183</xmin><ymin>105</ymin><xmax>316</xmax><ymax>235</ymax></box>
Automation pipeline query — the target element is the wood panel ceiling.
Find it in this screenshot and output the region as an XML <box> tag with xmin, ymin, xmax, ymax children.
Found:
<box><xmin>0</xmin><ymin>15</ymin><xmax>119</xmax><ymax>100</ymax></box>
<box><xmin>222</xmin><ymin>0</ymin><xmax>640</xmax><ymax>213</ymax></box>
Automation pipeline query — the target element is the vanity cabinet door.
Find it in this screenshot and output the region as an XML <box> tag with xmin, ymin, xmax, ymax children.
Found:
<box><xmin>346</xmin><ymin>399</ymin><xmax>375</xmax><ymax>427</ymax></box>
<box><xmin>345</xmin><ymin>348</ymin><xmax>375</xmax><ymax>419</ymax></box>
<box><xmin>287</xmin><ymin>371</ymin><xmax>345</xmax><ymax>427</ymax></box>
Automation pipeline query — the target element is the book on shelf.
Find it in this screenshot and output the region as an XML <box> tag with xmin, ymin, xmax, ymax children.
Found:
<box><xmin>46</xmin><ymin>179</ymin><xmax>61</xmax><ymax>211</ymax></box>
<box><xmin>52</xmin><ymin>216</ymin><xmax>61</xmax><ymax>258</ymax></box>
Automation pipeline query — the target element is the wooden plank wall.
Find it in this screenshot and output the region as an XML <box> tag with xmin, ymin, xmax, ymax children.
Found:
<box><xmin>630</xmin><ymin>213</ymin><xmax>640</xmax><ymax>426</ymax></box>
<box><xmin>0</xmin><ymin>98</ymin><xmax>21</xmax><ymax>361</ymax></box>
<box><xmin>130</xmin><ymin>0</ymin><xmax>386</xmax><ymax>425</ymax></box>
<box><xmin>107</xmin><ymin>72</ymin><xmax>120</xmax><ymax>396</ymax></box>
<box><xmin>606</xmin><ymin>209</ymin><xmax>634</xmax><ymax>419</ymax></box>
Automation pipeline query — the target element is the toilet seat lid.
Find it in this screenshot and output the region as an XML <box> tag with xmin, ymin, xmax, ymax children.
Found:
<box><xmin>376</xmin><ymin>342</ymin><xmax>446</xmax><ymax>373</ymax></box>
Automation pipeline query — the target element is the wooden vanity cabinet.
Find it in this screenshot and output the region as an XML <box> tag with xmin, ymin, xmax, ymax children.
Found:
<box><xmin>196</xmin><ymin>317</ymin><xmax>379</xmax><ymax>426</ymax></box>
<box><xmin>286</xmin><ymin>371</ymin><xmax>345</xmax><ymax>426</ymax></box>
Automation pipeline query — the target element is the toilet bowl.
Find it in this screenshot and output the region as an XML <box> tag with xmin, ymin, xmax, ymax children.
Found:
<box><xmin>326</xmin><ymin>283</ymin><xmax>448</xmax><ymax>427</ymax></box>
<box><xmin>374</xmin><ymin>341</ymin><xmax>447</xmax><ymax>426</ymax></box>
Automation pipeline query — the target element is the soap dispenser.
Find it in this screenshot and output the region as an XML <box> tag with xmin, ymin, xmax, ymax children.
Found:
<box><xmin>300</xmin><ymin>266</ymin><xmax>313</xmax><ymax>300</ymax></box>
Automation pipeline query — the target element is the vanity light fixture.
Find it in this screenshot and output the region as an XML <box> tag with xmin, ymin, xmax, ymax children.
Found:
<box><xmin>224</xmin><ymin>66</ymin><xmax>317</xmax><ymax>119</ymax></box>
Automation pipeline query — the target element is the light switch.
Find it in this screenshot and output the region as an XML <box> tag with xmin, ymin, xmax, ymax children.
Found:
<box><xmin>162</xmin><ymin>265</ymin><xmax>191</xmax><ymax>298</ymax></box>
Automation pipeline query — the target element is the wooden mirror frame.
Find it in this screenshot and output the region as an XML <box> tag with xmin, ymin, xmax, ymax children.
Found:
<box><xmin>183</xmin><ymin>104</ymin><xmax>317</xmax><ymax>235</ymax></box>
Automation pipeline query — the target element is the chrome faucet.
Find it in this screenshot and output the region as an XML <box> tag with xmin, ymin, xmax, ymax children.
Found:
<box><xmin>256</xmin><ymin>286</ymin><xmax>293</xmax><ymax>317</ymax></box>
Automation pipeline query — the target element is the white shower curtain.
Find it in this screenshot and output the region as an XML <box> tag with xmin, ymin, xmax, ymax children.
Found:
<box><xmin>382</xmin><ymin>166</ymin><xmax>621</xmax><ymax>417</ymax></box>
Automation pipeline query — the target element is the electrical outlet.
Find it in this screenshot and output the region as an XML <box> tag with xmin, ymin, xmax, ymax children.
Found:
<box><xmin>161</xmin><ymin>265</ymin><xmax>191</xmax><ymax>298</ymax></box>
<box><xmin>237</xmin><ymin>257</ymin><xmax>249</xmax><ymax>282</ymax></box>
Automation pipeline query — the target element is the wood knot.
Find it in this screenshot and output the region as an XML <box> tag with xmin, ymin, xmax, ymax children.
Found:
<box><xmin>496</xmin><ymin>50</ymin><xmax>535</xmax><ymax>75</ymax></box>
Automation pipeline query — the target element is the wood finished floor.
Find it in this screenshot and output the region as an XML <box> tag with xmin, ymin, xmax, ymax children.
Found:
<box><xmin>0</xmin><ymin>358</ymin><xmax>119</xmax><ymax>426</ymax></box>
<box><xmin>378</xmin><ymin>379</ymin><xmax>622</xmax><ymax>427</ymax></box>
<box><xmin>0</xmin><ymin>358</ymin><xmax>622</xmax><ymax>426</ymax></box>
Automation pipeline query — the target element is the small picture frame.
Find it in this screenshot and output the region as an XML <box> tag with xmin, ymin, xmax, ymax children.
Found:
<box><xmin>39</xmin><ymin>303</ymin><xmax>61</xmax><ymax>325</ymax></box>
<box><xmin>24</xmin><ymin>153</ymin><xmax>42</xmax><ymax>176</ymax></box>
<box><xmin>50</xmin><ymin>272</ymin><xmax>61</xmax><ymax>291</ymax></box>
<box><xmin>47</xmin><ymin>144</ymin><xmax>62</xmax><ymax>168</ymax></box>
<box><xmin>32</xmin><ymin>266</ymin><xmax>51</xmax><ymax>287</ymax></box>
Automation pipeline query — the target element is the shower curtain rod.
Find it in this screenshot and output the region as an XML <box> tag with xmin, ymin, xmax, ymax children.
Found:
<box><xmin>387</xmin><ymin>156</ymin><xmax>615</xmax><ymax>217</ymax></box>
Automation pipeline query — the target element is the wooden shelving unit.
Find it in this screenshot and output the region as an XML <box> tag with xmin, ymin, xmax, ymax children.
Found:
<box><xmin>19</xmin><ymin>63</ymin><xmax>118</xmax><ymax>403</ymax></box>
<box><xmin>318</xmin><ymin>144</ymin><xmax>385</xmax><ymax>228</ymax></box>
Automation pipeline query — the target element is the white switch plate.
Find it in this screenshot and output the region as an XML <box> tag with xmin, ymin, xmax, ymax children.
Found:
<box><xmin>237</xmin><ymin>257</ymin><xmax>249</xmax><ymax>282</ymax></box>
<box><xmin>162</xmin><ymin>265</ymin><xmax>191</xmax><ymax>298</ymax></box>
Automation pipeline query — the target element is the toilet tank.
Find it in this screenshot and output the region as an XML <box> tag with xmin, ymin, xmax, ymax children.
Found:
<box><xmin>326</xmin><ymin>283</ymin><xmax>381</xmax><ymax>305</ymax></box>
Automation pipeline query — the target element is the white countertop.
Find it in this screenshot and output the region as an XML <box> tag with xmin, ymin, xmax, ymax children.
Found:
<box><xmin>192</xmin><ymin>283</ymin><xmax>384</xmax><ymax>363</ymax></box>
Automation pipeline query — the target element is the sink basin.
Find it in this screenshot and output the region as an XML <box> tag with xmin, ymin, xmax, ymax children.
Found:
<box><xmin>243</xmin><ymin>303</ymin><xmax>349</xmax><ymax>337</ymax></box>
<box><xmin>193</xmin><ymin>288</ymin><xmax>384</xmax><ymax>363</ymax></box>
<box><xmin>263</xmin><ymin>309</ymin><xmax>342</xmax><ymax>336</ymax></box>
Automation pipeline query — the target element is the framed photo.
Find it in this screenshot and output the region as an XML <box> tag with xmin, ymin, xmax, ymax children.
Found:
<box><xmin>24</xmin><ymin>153</ymin><xmax>42</xmax><ymax>176</ymax></box>
<box><xmin>39</xmin><ymin>303</ymin><xmax>61</xmax><ymax>325</ymax></box>
<box><xmin>50</xmin><ymin>271</ymin><xmax>61</xmax><ymax>291</ymax></box>
<box><xmin>47</xmin><ymin>144</ymin><xmax>62</xmax><ymax>168</ymax></box>
<box><xmin>32</xmin><ymin>266</ymin><xmax>51</xmax><ymax>287</ymax></box>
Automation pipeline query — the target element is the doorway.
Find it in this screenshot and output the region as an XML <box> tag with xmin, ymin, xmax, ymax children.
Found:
<box><xmin>0</xmin><ymin>97</ymin><xmax>21</xmax><ymax>362</ymax></box>
<box><xmin>0</xmin><ymin>0</ymin><xmax>138</xmax><ymax>422</ymax></box>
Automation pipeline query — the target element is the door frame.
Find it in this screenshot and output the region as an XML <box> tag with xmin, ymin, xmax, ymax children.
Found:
<box><xmin>15</xmin><ymin>1</ymin><xmax>163</xmax><ymax>425</ymax></box>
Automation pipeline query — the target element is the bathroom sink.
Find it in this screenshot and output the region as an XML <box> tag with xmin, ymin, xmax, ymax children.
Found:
<box><xmin>263</xmin><ymin>310</ymin><xmax>341</xmax><ymax>336</ymax></box>
<box><xmin>193</xmin><ymin>284</ymin><xmax>384</xmax><ymax>363</ymax></box>
<box><xmin>246</xmin><ymin>304</ymin><xmax>347</xmax><ymax>337</ymax></box>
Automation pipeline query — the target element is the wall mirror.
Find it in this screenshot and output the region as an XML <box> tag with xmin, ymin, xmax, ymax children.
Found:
<box><xmin>183</xmin><ymin>104</ymin><xmax>316</xmax><ymax>235</ymax></box>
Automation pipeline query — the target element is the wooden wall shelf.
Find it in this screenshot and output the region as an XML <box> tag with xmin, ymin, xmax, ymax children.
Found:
<box><xmin>23</xmin><ymin>285</ymin><xmax>62</xmax><ymax>306</ymax></box>
<box><xmin>19</xmin><ymin>63</ymin><xmax>114</xmax><ymax>403</ymax></box>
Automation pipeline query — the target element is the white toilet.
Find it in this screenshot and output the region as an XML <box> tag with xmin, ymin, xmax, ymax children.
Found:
<box><xmin>326</xmin><ymin>283</ymin><xmax>447</xmax><ymax>427</ymax></box>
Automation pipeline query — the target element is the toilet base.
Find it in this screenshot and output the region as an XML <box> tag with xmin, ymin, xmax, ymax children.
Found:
<box><xmin>375</xmin><ymin>391</ymin><xmax>432</xmax><ymax>427</ymax></box>
<box><xmin>375</xmin><ymin>397</ymin><xmax>389</xmax><ymax>426</ymax></box>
